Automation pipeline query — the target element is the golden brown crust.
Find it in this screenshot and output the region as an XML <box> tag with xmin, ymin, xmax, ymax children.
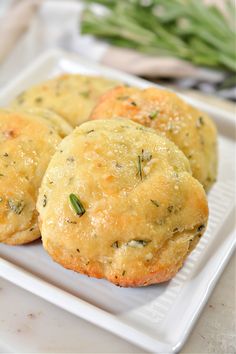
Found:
<box><xmin>44</xmin><ymin>226</ymin><xmax>203</xmax><ymax>287</ymax></box>
<box><xmin>11</xmin><ymin>74</ymin><xmax>119</xmax><ymax>127</ymax></box>
<box><xmin>37</xmin><ymin>119</ymin><xmax>208</xmax><ymax>287</ymax></box>
<box><xmin>0</xmin><ymin>109</ymin><xmax>61</xmax><ymax>245</ymax></box>
<box><xmin>90</xmin><ymin>86</ymin><xmax>218</xmax><ymax>190</ymax></box>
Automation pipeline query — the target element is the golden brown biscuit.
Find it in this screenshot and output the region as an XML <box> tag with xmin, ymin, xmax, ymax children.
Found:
<box><xmin>11</xmin><ymin>74</ymin><xmax>119</xmax><ymax>127</ymax></box>
<box><xmin>37</xmin><ymin>119</ymin><xmax>208</xmax><ymax>287</ymax></box>
<box><xmin>0</xmin><ymin>109</ymin><xmax>61</xmax><ymax>245</ymax></box>
<box><xmin>90</xmin><ymin>86</ymin><xmax>218</xmax><ymax>190</ymax></box>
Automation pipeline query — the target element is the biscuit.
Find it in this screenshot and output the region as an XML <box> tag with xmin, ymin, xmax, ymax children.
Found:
<box><xmin>90</xmin><ymin>86</ymin><xmax>218</xmax><ymax>190</ymax></box>
<box><xmin>0</xmin><ymin>109</ymin><xmax>61</xmax><ymax>245</ymax></box>
<box><xmin>11</xmin><ymin>74</ymin><xmax>119</xmax><ymax>127</ymax></box>
<box><xmin>37</xmin><ymin>119</ymin><xmax>208</xmax><ymax>287</ymax></box>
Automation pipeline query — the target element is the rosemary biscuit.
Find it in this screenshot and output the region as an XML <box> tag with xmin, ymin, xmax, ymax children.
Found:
<box><xmin>37</xmin><ymin>118</ymin><xmax>208</xmax><ymax>287</ymax></box>
<box><xmin>90</xmin><ymin>86</ymin><xmax>218</xmax><ymax>190</ymax></box>
<box><xmin>0</xmin><ymin>109</ymin><xmax>61</xmax><ymax>245</ymax></box>
<box><xmin>11</xmin><ymin>74</ymin><xmax>119</xmax><ymax>127</ymax></box>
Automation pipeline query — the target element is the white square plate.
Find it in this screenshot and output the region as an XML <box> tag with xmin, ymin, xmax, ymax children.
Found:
<box><xmin>0</xmin><ymin>50</ymin><xmax>235</xmax><ymax>353</ymax></box>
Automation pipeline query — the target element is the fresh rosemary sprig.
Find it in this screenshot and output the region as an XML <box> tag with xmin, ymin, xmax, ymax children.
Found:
<box><xmin>81</xmin><ymin>0</ymin><xmax>236</xmax><ymax>72</ymax></box>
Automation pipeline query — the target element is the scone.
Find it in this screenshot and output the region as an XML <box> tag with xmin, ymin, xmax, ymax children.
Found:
<box><xmin>37</xmin><ymin>119</ymin><xmax>208</xmax><ymax>287</ymax></box>
<box><xmin>11</xmin><ymin>74</ymin><xmax>119</xmax><ymax>127</ymax></box>
<box><xmin>0</xmin><ymin>109</ymin><xmax>61</xmax><ymax>245</ymax></box>
<box><xmin>90</xmin><ymin>86</ymin><xmax>218</xmax><ymax>190</ymax></box>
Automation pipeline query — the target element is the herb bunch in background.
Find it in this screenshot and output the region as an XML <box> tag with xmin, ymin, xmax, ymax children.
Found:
<box><xmin>81</xmin><ymin>0</ymin><xmax>236</xmax><ymax>72</ymax></box>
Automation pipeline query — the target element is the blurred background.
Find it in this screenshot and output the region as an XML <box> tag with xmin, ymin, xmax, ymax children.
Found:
<box><xmin>0</xmin><ymin>0</ymin><xmax>235</xmax><ymax>109</ymax></box>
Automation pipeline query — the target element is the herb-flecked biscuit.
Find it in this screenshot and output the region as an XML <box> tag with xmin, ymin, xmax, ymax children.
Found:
<box><xmin>0</xmin><ymin>109</ymin><xmax>61</xmax><ymax>245</ymax></box>
<box><xmin>90</xmin><ymin>86</ymin><xmax>218</xmax><ymax>190</ymax></box>
<box><xmin>11</xmin><ymin>74</ymin><xmax>119</xmax><ymax>127</ymax></box>
<box><xmin>37</xmin><ymin>119</ymin><xmax>208</xmax><ymax>287</ymax></box>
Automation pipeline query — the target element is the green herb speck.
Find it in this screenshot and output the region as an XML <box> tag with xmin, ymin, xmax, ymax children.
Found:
<box><xmin>42</xmin><ymin>195</ymin><xmax>47</xmax><ymax>207</ymax></box>
<box><xmin>8</xmin><ymin>199</ymin><xmax>25</xmax><ymax>215</ymax></box>
<box><xmin>117</xmin><ymin>95</ymin><xmax>129</xmax><ymax>101</ymax></box>
<box><xmin>80</xmin><ymin>91</ymin><xmax>90</xmax><ymax>98</ymax></box>
<box><xmin>65</xmin><ymin>218</ymin><xmax>77</xmax><ymax>224</ymax></box>
<box><xmin>151</xmin><ymin>199</ymin><xmax>159</xmax><ymax>208</ymax></box>
<box><xmin>167</xmin><ymin>205</ymin><xmax>174</xmax><ymax>213</ymax></box>
<box><xmin>196</xmin><ymin>116</ymin><xmax>204</xmax><ymax>128</ymax></box>
<box><xmin>35</xmin><ymin>97</ymin><xmax>43</xmax><ymax>103</ymax></box>
<box><xmin>69</xmin><ymin>193</ymin><xmax>86</xmax><ymax>217</ymax></box>
<box><xmin>149</xmin><ymin>111</ymin><xmax>158</xmax><ymax>120</ymax></box>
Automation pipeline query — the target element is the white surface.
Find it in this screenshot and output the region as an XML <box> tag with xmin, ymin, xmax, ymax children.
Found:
<box><xmin>0</xmin><ymin>254</ymin><xmax>235</xmax><ymax>354</ymax></box>
<box><xmin>0</xmin><ymin>277</ymin><xmax>143</xmax><ymax>354</ymax></box>
<box><xmin>0</xmin><ymin>50</ymin><xmax>235</xmax><ymax>353</ymax></box>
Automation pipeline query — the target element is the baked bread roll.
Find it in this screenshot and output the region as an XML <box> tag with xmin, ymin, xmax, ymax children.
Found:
<box><xmin>90</xmin><ymin>86</ymin><xmax>218</xmax><ymax>190</ymax></box>
<box><xmin>11</xmin><ymin>74</ymin><xmax>119</xmax><ymax>127</ymax></box>
<box><xmin>0</xmin><ymin>109</ymin><xmax>61</xmax><ymax>245</ymax></box>
<box><xmin>37</xmin><ymin>119</ymin><xmax>208</xmax><ymax>287</ymax></box>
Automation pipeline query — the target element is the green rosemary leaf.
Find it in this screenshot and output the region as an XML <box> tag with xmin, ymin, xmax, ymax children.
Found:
<box><xmin>42</xmin><ymin>194</ymin><xmax>47</xmax><ymax>207</ymax></box>
<box><xmin>69</xmin><ymin>193</ymin><xmax>86</xmax><ymax>217</ymax></box>
<box><xmin>35</xmin><ymin>97</ymin><xmax>43</xmax><ymax>103</ymax></box>
<box><xmin>8</xmin><ymin>199</ymin><xmax>25</xmax><ymax>215</ymax></box>
<box><xmin>149</xmin><ymin>111</ymin><xmax>158</xmax><ymax>120</ymax></box>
